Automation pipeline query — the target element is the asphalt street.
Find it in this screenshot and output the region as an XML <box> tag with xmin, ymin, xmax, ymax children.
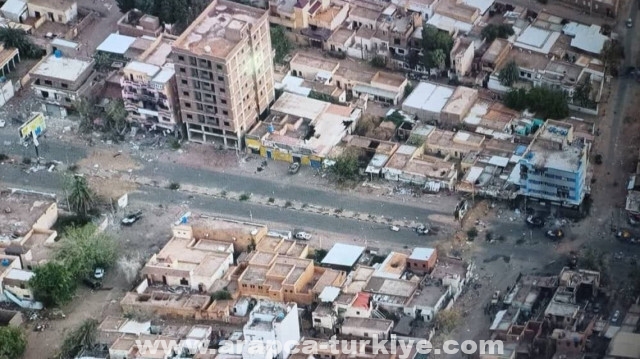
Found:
<box><xmin>0</xmin><ymin>130</ymin><xmax>459</xmax><ymax>223</ymax></box>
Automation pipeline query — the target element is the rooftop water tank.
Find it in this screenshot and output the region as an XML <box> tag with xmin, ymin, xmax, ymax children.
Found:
<box><xmin>54</xmin><ymin>49</ymin><xmax>62</xmax><ymax>58</ymax></box>
<box><xmin>267</xmin><ymin>124</ymin><xmax>275</xmax><ymax>133</ymax></box>
<box><xmin>1</xmin><ymin>258</ymin><xmax>10</xmax><ymax>266</ymax></box>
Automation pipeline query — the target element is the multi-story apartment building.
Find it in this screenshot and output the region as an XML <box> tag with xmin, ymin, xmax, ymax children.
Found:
<box><xmin>516</xmin><ymin>120</ymin><xmax>589</xmax><ymax>208</ymax></box>
<box><xmin>30</xmin><ymin>53</ymin><xmax>97</xmax><ymax>109</ymax></box>
<box><xmin>172</xmin><ymin>0</ymin><xmax>275</xmax><ymax>148</ymax></box>
<box><xmin>121</xmin><ymin>61</ymin><xmax>180</xmax><ymax>131</ymax></box>
<box><xmin>243</xmin><ymin>301</ymin><xmax>300</xmax><ymax>359</ymax></box>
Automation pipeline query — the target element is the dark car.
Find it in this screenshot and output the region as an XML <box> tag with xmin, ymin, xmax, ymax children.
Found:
<box><xmin>121</xmin><ymin>211</ymin><xmax>143</xmax><ymax>226</ymax></box>
<box><xmin>616</xmin><ymin>229</ymin><xmax>635</xmax><ymax>242</ymax></box>
<box><xmin>526</xmin><ymin>215</ymin><xmax>544</xmax><ymax>227</ymax></box>
<box><xmin>545</xmin><ymin>229</ymin><xmax>564</xmax><ymax>240</ymax></box>
<box><xmin>83</xmin><ymin>277</ymin><xmax>103</xmax><ymax>290</ymax></box>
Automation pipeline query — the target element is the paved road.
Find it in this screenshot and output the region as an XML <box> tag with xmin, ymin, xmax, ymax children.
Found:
<box><xmin>0</xmin><ymin>129</ymin><xmax>459</xmax><ymax>223</ymax></box>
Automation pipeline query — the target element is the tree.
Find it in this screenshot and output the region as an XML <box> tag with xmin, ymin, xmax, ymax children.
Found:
<box><xmin>105</xmin><ymin>98</ymin><xmax>129</xmax><ymax>134</ymax></box>
<box><xmin>116</xmin><ymin>0</ymin><xmax>136</xmax><ymax>13</ymax></box>
<box><xmin>30</xmin><ymin>262</ymin><xmax>77</xmax><ymax>307</ymax></box>
<box><xmin>429</xmin><ymin>49</ymin><xmax>446</xmax><ymax>70</ymax></box>
<box><xmin>66</xmin><ymin>175</ymin><xmax>95</xmax><ymax>216</ymax></box>
<box><xmin>370</xmin><ymin>56</ymin><xmax>387</xmax><ymax>68</ymax></box>
<box><xmin>467</xmin><ymin>227</ymin><xmax>478</xmax><ymax>241</ymax></box>
<box><xmin>421</xmin><ymin>25</ymin><xmax>440</xmax><ymax>52</ymax></box>
<box><xmin>385</xmin><ymin>110</ymin><xmax>405</xmax><ymax>127</ymax></box>
<box><xmin>0</xmin><ymin>326</ymin><xmax>26</xmax><ymax>359</ymax></box>
<box><xmin>270</xmin><ymin>25</ymin><xmax>292</xmax><ymax>64</ymax></box>
<box><xmin>434</xmin><ymin>310</ymin><xmax>461</xmax><ymax>333</ymax></box>
<box><xmin>481</xmin><ymin>24</ymin><xmax>514</xmax><ymax>42</ymax></box>
<box><xmin>499</xmin><ymin>60</ymin><xmax>519</xmax><ymax>86</ymax></box>
<box><xmin>211</xmin><ymin>290</ymin><xmax>232</xmax><ymax>300</ymax></box>
<box><xmin>0</xmin><ymin>26</ymin><xmax>44</xmax><ymax>59</ymax></box>
<box><xmin>573</xmin><ymin>75</ymin><xmax>594</xmax><ymax>108</ymax></box>
<box><xmin>504</xmin><ymin>87</ymin><xmax>569</xmax><ymax>119</ymax></box>
<box><xmin>329</xmin><ymin>150</ymin><xmax>361</xmax><ymax>182</ymax></box>
<box><xmin>601</xmin><ymin>40</ymin><xmax>624</xmax><ymax>75</ymax></box>
<box><xmin>57</xmin><ymin>319</ymin><xmax>98</xmax><ymax>359</ymax></box>
<box><xmin>56</xmin><ymin>224</ymin><xmax>118</xmax><ymax>280</ymax></box>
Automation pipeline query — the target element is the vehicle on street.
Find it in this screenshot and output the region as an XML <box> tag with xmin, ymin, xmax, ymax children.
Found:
<box><xmin>593</xmin><ymin>303</ymin><xmax>601</xmax><ymax>314</ymax></box>
<box><xmin>121</xmin><ymin>211</ymin><xmax>143</xmax><ymax>225</ymax></box>
<box><xmin>616</xmin><ymin>229</ymin><xmax>635</xmax><ymax>242</ymax></box>
<box><xmin>545</xmin><ymin>229</ymin><xmax>564</xmax><ymax>240</ymax></box>
<box><xmin>295</xmin><ymin>231</ymin><xmax>311</xmax><ymax>240</ymax></box>
<box><xmin>84</xmin><ymin>277</ymin><xmax>102</xmax><ymax>289</ymax></box>
<box><xmin>612</xmin><ymin>310</ymin><xmax>620</xmax><ymax>322</ymax></box>
<box><xmin>94</xmin><ymin>268</ymin><xmax>105</xmax><ymax>279</ymax></box>
<box><xmin>0</xmin><ymin>119</ymin><xmax>5</xmax><ymax>128</ymax></box>
<box><xmin>288</xmin><ymin>162</ymin><xmax>300</xmax><ymax>174</ymax></box>
<box><xmin>415</xmin><ymin>224</ymin><xmax>429</xmax><ymax>235</ymax></box>
<box><xmin>491</xmin><ymin>291</ymin><xmax>500</xmax><ymax>304</ymax></box>
<box><xmin>526</xmin><ymin>215</ymin><xmax>544</xmax><ymax>227</ymax></box>
<box><xmin>627</xmin><ymin>18</ymin><xmax>633</xmax><ymax>28</ymax></box>
<box><xmin>390</xmin><ymin>225</ymin><xmax>400</xmax><ymax>232</ymax></box>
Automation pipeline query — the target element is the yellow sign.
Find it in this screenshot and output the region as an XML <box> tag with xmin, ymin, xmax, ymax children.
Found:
<box><xmin>19</xmin><ymin>113</ymin><xmax>46</xmax><ymax>139</ymax></box>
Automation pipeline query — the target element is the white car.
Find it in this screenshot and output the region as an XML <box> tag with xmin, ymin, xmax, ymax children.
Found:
<box><xmin>390</xmin><ymin>225</ymin><xmax>400</xmax><ymax>232</ymax></box>
<box><xmin>295</xmin><ymin>232</ymin><xmax>311</xmax><ymax>240</ymax></box>
<box><xmin>0</xmin><ymin>119</ymin><xmax>5</xmax><ymax>128</ymax></box>
<box><xmin>94</xmin><ymin>268</ymin><xmax>105</xmax><ymax>279</ymax></box>
<box><xmin>612</xmin><ymin>310</ymin><xmax>620</xmax><ymax>322</ymax></box>
<box><xmin>627</xmin><ymin>18</ymin><xmax>633</xmax><ymax>28</ymax></box>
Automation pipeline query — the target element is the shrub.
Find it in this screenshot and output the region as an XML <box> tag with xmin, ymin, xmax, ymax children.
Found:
<box><xmin>284</xmin><ymin>201</ymin><xmax>292</xmax><ymax>208</ymax></box>
<box><xmin>168</xmin><ymin>182</ymin><xmax>180</xmax><ymax>190</ymax></box>
<box><xmin>467</xmin><ymin>227</ymin><xmax>478</xmax><ymax>241</ymax></box>
<box><xmin>268</xmin><ymin>197</ymin><xmax>275</xmax><ymax>203</ymax></box>
<box><xmin>239</xmin><ymin>193</ymin><xmax>251</xmax><ymax>201</ymax></box>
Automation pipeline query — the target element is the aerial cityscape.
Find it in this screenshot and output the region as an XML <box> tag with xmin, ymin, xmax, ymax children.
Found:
<box><xmin>0</xmin><ymin>0</ymin><xmax>638</xmax><ymax>357</ymax></box>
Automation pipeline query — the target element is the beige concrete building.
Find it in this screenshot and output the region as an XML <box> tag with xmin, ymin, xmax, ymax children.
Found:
<box><xmin>117</xmin><ymin>10</ymin><xmax>163</xmax><ymax>38</ymax></box>
<box><xmin>340</xmin><ymin>317</ymin><xmax>393</xmax><ymax>339</ymax></box>
<box><xmin>27</xmin><ymin>0</ymin><xmax>77</xmax><ymax>24</ymax></box>
<box><xmin>30</xmin><ymin>54</ymin><xmax>97</xmax><ymax>109</ymax></box>
<box><xmin>268</xmin><ymin>0</ymin><xmax>349</xmax><ymax>31</ymax></box>
<box><xmin>236</xmin><ymin>251</ymin><xmax>346</xmax><ymax>305</ymax></box>
<box><xmin>140</xmin><ymin>225</ymin><xmax>234</xmax><ymax>292</ymax></box>
<box><xmin>121</xmin><ymin>54</ymin><xmax>180</xmax><ymax>131</ymax></box>
<box><xmin>172</xmin><ymin>0</ymin><xmax>275</xmax><ymax>148</ymax></box>
<box><xmin>450</xmin><ymin>37</ymin><xmax>475</xmax><ymax>77</ymax></box>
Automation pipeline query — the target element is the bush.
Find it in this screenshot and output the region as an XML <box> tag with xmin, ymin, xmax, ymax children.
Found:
<box><xmin>594</xmin><ymin>154</ymin><xmax>603</xmax><ymax>165</ymax></box>
<box><xmin>284</xmin><ymin>201</ymin><xmax>292</xmax><ymax>208</ymax></box>
<box><xmin>485</xmin><ymin>231</ymin><xmax>493</xmax><ymax>241</ymax></box>
<box><xmin>467</xmin><ymin>227</ymin><xmax>478</xmax><ymax>241</ymax></box>
<box><xmin>168</xmin><ymin>182</ymin><xmax>180</xmax><ymax>190</ymax></box>
<box><xmin>22</xmin><ymin>157</ymin><xmax>31</xmax><ymax>165</ymax></box>
<box><xmin>370</xmin><ymin>56</ymin><xmax>387</xmax><ymax>68</ymax></box>
<box><xmin>239</xmin><ymin>193</ymin><xmax>251</xmax><ymax>201</ymax></box>
<box><xmin>0</xmin><ymin>153</ymin><xmax>8</xmax><ymax>161</ymax></box>
<box><xmin>211</xmin><ymin>290</ymin><xmax>232</xmax><ymax>300</ymax></box>
<box><xmin>170</xmin><ymin>138</ymin><xmax>181</xmax><ymax>150</ymax></box>
<box><xmin>268</xmin><ymin>197</ymin><xmax>275</xmax><ymax>203</ymax></box>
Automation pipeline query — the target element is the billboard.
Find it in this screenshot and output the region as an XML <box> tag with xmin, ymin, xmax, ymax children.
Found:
<box><xmin>19</xmin><ymin>113</ymin><xmax>46</xmax><ymax>140</ymax></box>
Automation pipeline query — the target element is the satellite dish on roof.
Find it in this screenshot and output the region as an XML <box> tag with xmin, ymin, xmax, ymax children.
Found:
<box><xmin>204</xmin><ymin>45</ymin><xmax>211</xmax><ymax>53</ymax></box>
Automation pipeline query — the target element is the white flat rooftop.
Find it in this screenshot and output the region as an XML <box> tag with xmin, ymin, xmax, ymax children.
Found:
<box><xmin>1</xmin><ymin>0</ymin><xmax>26</xmax><ymax>15</ymax></box>
<box><xmin>514</xmin><ymin>26</ymin><xmax>560</xmax><ymax>54</ymax></box>
<box><xmin>409</xmin><ymin>247</ymin><xmax>435</xmax><ymax>261</ymax></box>
<box><xmin>97</xmin><ymin>33</ymin><xmax>136</xmax><ymax>55</ymax></box>
<box><xmin>402</xmin><ymin>81</ymin><xmax>454</xmax><ymax>114</ymax></box>
<box><xmin>31</xmin><ymin>55</ymin><xmax>92</xmax><ymax>82</ymax></box>
<box><xmin>152</xmin><ymin>64</ymin><xmax>175</xmax><ymax>84</ymax></box>
<box><xmin>460</xmin><ymin>0</ymin><xmax>494</xmax><ymax>14</ymax></box>
<box><xmin>5</xmin><ymin>268</ymin><xmax>33</xmax><ymax>281</ymax></box>
<box><xmin>426</xmin><ymin>15</ymin><xmax>474</xmax><ymax>34</ymax></box>
<box><xmin>563</xmin><ymin>23</ymin><xmax>608</xmax><ymax>55</ymax></box>
<box><xmin>125</xmin><ymin>61</ymin><xmax>160</xmax><ymax>77</ymax></box>
<box><xmin>322</xmin><ymin>243</ymin><xmax>365</xmax><ymax>267</ymax></box>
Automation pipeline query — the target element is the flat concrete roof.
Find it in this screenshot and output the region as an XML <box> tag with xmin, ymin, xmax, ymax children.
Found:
<box><xmin>409</xmin><ymin>247</ymin><xmax>435</xmax><ymax>261</ymax></box>
<box><xmin>97</xmin><ymin>33</ymin><xmax>136</xmax><ymax>55</ymax></box>
<box><xmin>31</xmin><ymin>55</ymin><xmax>92</xmax><ymax>82</ymax></box>
<box><xmin>402</xmin><ymin>82</ymin><xmax>454</xmax><ymax>114</ymax></box>
<box><xmin>322</xmin><ymin>243</ymin><xmax>365</xmax><ymax>267</ymax></box>
<box><xmin>173</xmin><ymin>0</ymin><xmax>266</xmax><ymax>58</ymax></box>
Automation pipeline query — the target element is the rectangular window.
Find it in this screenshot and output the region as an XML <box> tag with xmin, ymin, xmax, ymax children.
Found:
<box><xmin>221</xmin><ymin>99</ymin><xmax>227</xmax><ymax>104</ymax></box>
<box><xmin>178</xmin><ymin>55</ymin><xmax>185</xmax><ymax>61</ymax></box>
<box><xmin>184</xmin><ymin>102</ymin><xmax>191</xmax><ymax>108</ymax></box>
<box><xmin>224</xmin><ymin>121</ymin><xmax>230</xmax><ymax>126</ymax></box>
<box><xmin>61</xmin><ymin>83</ymin><xmax>68</xmax><ymax>89</ymax></box>
<box><xmin>223</xmin><ymin>110</ymin><xmax>228</xmax><ymax>116</ymax></box>
<box><xmin>44</xmin><ymin>80</ymin><xmax>52</xmax><ymax>86</ymax></box>
<box><xmin>181</xmin><ymin>79</ymin><xmax>188</xmax><ymax>85</ymax></box>
<box><xmin>182</xmin><ymin>91</ymin><xmax>189</xmax><ymax>96</ymax></box>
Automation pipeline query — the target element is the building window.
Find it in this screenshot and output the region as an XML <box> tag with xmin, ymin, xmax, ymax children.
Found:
<box><xmin>216</xmin><ymin>64</ymin><xmax>223</xmax><ymax>70</ymax></box>
<box><xmin>224</xmin><ymin>121</ymin><xmax>230</xmax><ymax>126</ymax></box>
<box><xmin>44</xmin><ymin>80</ymin><xmax>52</xmax><ymax>86</ymax></box>
<box><xmin>184</xmin><ymin>102</ymin><xmax>191</xmax><ymax>108</ymax></box>
<box><xmin>221</xmin><ymin>99</ymin><xmax>227</xmax><ymax>104</ymax></box>
<box><xmin>242</xmin><ymin>284</ymin><xmax>247</xmax><ymax>287</ymax></box>
<box><xmin>181</xmin><ymin>79</ymin><xmax>188</xmax><ymax>85</ymax></box>
<box><xmin>218</xmin><ymin>76</ymin><xmax>224</xmax><ymax>81</ymax></box>
<box><xmin>186</xmin><ymin>114</ymin><xmax>193</xmax><ymax>120</ymax></box>
<box><xmin>223</xmin><ymin>110</ymin><xmax>228</xmax><ymax>116</ymax></box>
<box><xmin>220</xmin><ymin>88</ymin><xmax>225</xmax><ymax>93</ymax></box>
<box><xmin>178</xmin><ymin>55</ymin><xmax>185</xmax><ymax>61</ymax></box>
<box><xmin>197</xmin><ymin>103</ymin><xmax>203</xmax><ymax>110</ymax></box>
<box><xmin>61</xmin><ymin>83</ymin><xmax>68</xmax><ymax>88</ymax></box>
<box><xmin>189</xmin><ymin>57</ymin><xmax>197</xmax><ymax>65</ymax></box>
<box><xmin>179</xmin><ymin>67</ymin><xmax>186</xmax><ymax>73</ymax></box>
<box><xmin>183</xmin><ymin>91</ymin><xmax>189</xmax><ymax>96</ymax></box>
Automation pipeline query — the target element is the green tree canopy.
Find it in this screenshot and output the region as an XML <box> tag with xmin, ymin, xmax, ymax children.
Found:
<box><xmin>504</xmin><ymin>87</ymin><xmax>569</xmax><ymax>119</ymax></box>
<box><xmin>270</xmin><ymin>25</ymin><xmax>292</xmax><ymax>64</ymax></box>
<box><xmin>0</xmin><ymin>26</ymin><xmax>44</xmax><ymax>59</ymax></box>
<box><xmin>329</xmin><ymin>149</ymin><xmax>361</xmax><ymax>182</ymax></box>
<box><xmin>57</xmin><ymin>319</ymin><xmax>98</xmax><ymax>359</ymax></box>
<box><xmin>56</xmin><ymin>224</ymin><xmax>118</xmax><ymax>280</ymax></box>
<box><xmin>30</xmin><ymin>261</ymin><xmax>77</xmax><ymax>307</ymax></box>
<box><xmin>116</xmin><ymin>0</ymin><xmax>136</xmax><ymax>13</ymax></box>
<box><xmin>0</xmin><ymin>326</ymin><xmax>26</xmax><ymax>359</ymax></box>
<box><xmin>601</xmin><ymin>39</ymin><xmax>624</xmax><ymax>75</ymax></box>
<box><xmin>66</xmin><ymin>175</ymin><xmax>95</xmax><ymax>216</ymax></box>
<box><xmin>420</xmin><ymin>26</ymin><xmax>453</xmax><ymax>70</ymax></box>
<box><xmin>429</xmin><ymin>49</ymin><xmax>447</xmax><ymax>70</ymax></box>
<box><xmin>481</xmin><ymin>24</ymin><xmax>515</xmax><ymax>42</ymax></box>
<box><xmin>499</xmin><ymin>60</ymin><xmax>519</xmax><ymax>87</ymax></box>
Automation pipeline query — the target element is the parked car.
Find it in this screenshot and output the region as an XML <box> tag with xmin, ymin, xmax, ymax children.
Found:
<box><xmin>295</xmin><ymin>231</ymin><xmax>311</xmax><ymax>240</ymax></box>
<box><xmin>0</xmin><ymin>119</ymin><xmax>5</xmax><ymax>128</ymax></box>
<box><xmin>526</xmin><ymin>215</ymin><xmax>544</xmax><ymax>228</ymax></box>
<box><xmin>94</xmin><ymin>268</ymin><xmax>105</xmax><ymax>279</ymax></box>
<box><xmin>83</xmin><ymin>277</ymin><xmax>102</xmax><ymax>289</ymax></box>
<box><xmin>390</xmin><ymin>225</ymin><xmax>400</xmax><ymax>232</ymax></box>
<box><xmin>288</xmin><ymin>162</ymin><xmax>300</xmax><ymax>174</ymax></box>
<box><xmin>612</xmin><ymin>310</ymin><xmax>620</xmax><ymax>322</ymax></box>
<box><xmin>616</xmin><ymin>229</ymin><xmax>634</xmax><ymax>241</ymax></box>
<box><xmin>627</xmin><ymin>18</ymin><xmax>633</xmax><ymax>28</ymax></box>
<box><xmin>545</xmin><ymin>229</ymin><xmax>564</xmax><ymax>240</ymax></box>
<box><xmin>415</xmin><ymin>224</ymin><xmax>429</xmax><ymax>235</ymax></box>
<box><xmin>121</xmin><ymin>211</ymin><xmax>143</xmax><ymax>226</ymax></box>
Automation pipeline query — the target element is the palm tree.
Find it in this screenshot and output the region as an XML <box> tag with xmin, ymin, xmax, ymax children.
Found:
<box><xmin>0</xmin><ymin>26</ymin><xmax>43</xmax><ymax>59</ymax></box>
<box><xmin>66</xmin><ymin>175</ymin><xmax>95</xmax><ymax>215</ymax></box>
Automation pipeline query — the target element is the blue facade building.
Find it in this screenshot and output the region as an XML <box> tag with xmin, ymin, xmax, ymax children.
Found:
<box><xmin>515</xmin><ymin>120</ymin><xmax>589</xmax><ymax>207</ymax></box>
